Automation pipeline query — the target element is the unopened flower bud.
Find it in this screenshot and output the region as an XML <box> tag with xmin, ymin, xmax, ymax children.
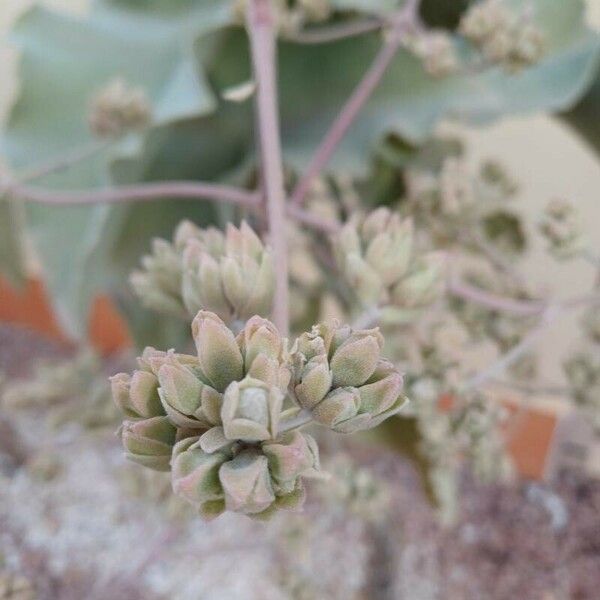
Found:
<box><xmin>409</xmin><ymin>31</ymin><xmax>459</xmax><ymax>78</ymax></box>
<box><xmin>312</xmin><ymin>387</ymin><xmax>365</xmax><ymax>433</ymax></box>
<box><xmin>329</xmin><ymin>328</ymin><xmax>383</xmax><ymax>388</ymax></box>
<box><xmin>192</xmin><ymin>311</ymin><xmax>244</xmax><ymax>392</ymax></box>
<box><xmin>392</xmin><ymin>252</ymin><xmax>444</xmax><ymax>308</ymax></box>
<box><xmin>110</xmin><ymin>370</ymin><xmax>164</xmax><ymax>419</ymax></box>
<box><xmin>237</xmin><ymin>316</ymin><xmax>290</xmax><ymax>387</ymax></box>
<box><xmin>221</xmin><ymin>377</ymin><xmax>283</xmax><ymax>442</ymax></box>
<box><xmin>459</xmin><ymin>0</ymin><xmax>510</xmax><ymax>44</ymax></box>
<box><xmin>158</xmin><ymin>361</ymin><xmax>222</xmax><ymax>429</ymax></box>
<box><xmin>171</xmin><ymin>436</ymin><xmax>230</xmax><ymax>509</ymax></box>
<box><xmin>263</xmin><ymin>430</ymin><xmax>321</xmax><ymax>494</ymax></box>
<box><xmin>538</xmin><ymin>199</ymin><xmax>584</xmax><ymax>259</ymax></box>
<box><xmin>219</xmin><ymin>449</ymin><xmax>276</xmax><ymax>515</ymax></box>
<box><xmin>121</xmin><ymin>416</ymin><xmax>177</xmax><ymax>471</ymax></box>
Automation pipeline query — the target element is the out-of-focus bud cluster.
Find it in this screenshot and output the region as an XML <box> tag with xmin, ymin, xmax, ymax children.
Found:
<box><xmin>406</xmin><ymin>154</ymin><xmax>523</xmax><ymax>257</ymax></box>
<box><xmin>112</xmin><ymin>311</ymin><xmax>406</xmax><ymax>519</ymax></box>
<box><xmin>417</xmin><ymin>390</ymin><xmax>512</xmax><ymax>524</ymax></box>
<box><xmin>88</xmin><ymin>77</ymin><xmax>152</xmax><ymax>138</ymax></box>
<box><xmin>233</xmin><ymin>0</ymin><xmax>331</xmax><ymax>36</ymax></box>
<box><xmin>564</xmin><ymin>348</ymin><xmax>600</xmax><ymax>434</ymax></box>
<box><xmin>291</xmin><ymin>319</ymin><xmax>407</xmax><ymax>433</ymax></box>
<box><xmin>538</xmin><ymin>199</ymin><xmax>585</xmax><ymax>260</ymax></box>
<box><xmin>1</xmin><ymin>349</ymin><xmax>118</xmax><ymax>429</ymax></box>
<box><xmin>333</xmin><ymin>208</ymin><xmax>444</xmax><ymax>310</ymax></box>
<box><xmin>0</xmin><ymin>571</ymin><xmax>35</xmax><ymax>600</ymax></box>
<box><xmin>459</xmin><ymin>0</ymin><xmax>545</xmax><ymax>72</ymax></box>
<box><xmin>321</xmin><ymin>454</ymin><xmax>390</xmax><ymax>521</ymax></box>
<box><xmin>405</xmin><ymin>31</ymin><xmax>459</xmax><ymax>78</ymax></box>
<box><xmin>130</xmin><ymin>220</ymin><xmax>275</xmax><ymax>323</ymax></box>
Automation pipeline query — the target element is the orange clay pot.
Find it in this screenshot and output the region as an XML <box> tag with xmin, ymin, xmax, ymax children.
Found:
<box><xmin>0</xmin><ymin>275</ymin><xmax>131</xmax><ymax>355</ymax></box>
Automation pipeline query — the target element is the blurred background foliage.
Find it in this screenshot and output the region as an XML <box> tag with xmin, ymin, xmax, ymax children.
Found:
<box><xmin>0</xmin><ymin>0</ymin><xmax>598</xmax><ymax>348</ymax></box>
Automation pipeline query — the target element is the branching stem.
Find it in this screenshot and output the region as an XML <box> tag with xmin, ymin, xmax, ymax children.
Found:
<box><xmin>290</xmin><ymin>3</ymin><xmax>419</xmax><ymax>207</ymax></box>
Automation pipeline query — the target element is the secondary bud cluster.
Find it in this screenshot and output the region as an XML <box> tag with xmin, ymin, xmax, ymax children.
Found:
<box><xmin>88</xmin><ymin>77</ymin><xmax>152</xmax><ymax>138</ymax></box>
<box><xmin>130</xmin><ymin>220</ymin><xmax>275</xmax><ymax>322</ymax></box>
<box><xmin>538</xmin><ymin>199</ymin><xmax>584</xmax><ymax>260</ymax></box>
<box><xmin>333</xmin><ymin>208</ymin><xmax>444</xmax><ymax>309</ymax></box>
<box><xmin>459</xmin><ymin>0</ymin><xmax>545</xmax><ymax>72</ymax></box>
<box><xmin>291</xmin><ymin>320</ymin><xmax>407</xmax><ymax>433</ymax></box>
<box><xmin>111</xmin><ymin>311</ymin><xmax>407</xmax><ymax>518</ymax></box>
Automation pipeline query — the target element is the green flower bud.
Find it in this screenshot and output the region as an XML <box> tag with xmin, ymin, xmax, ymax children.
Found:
<box><xmin>329</xmin><ymin>328</ymin><xmax>383</xmax><ymax>388</ymax></box>
<box><xmin>294</xmin><ymin>354</ymin><xmax>332</xmax><ymax>410</ymax></box>
<box><xmin>392</xmin><ymin>252</ymin><xmax>444</xmax><ymax>308</ymax></box>
<box><xmin>182</xmin><ymin>241</ymin><xmax>231</xmax><ymax>320</ymax></box>
<box><xmin>158</xmin><ymin>361</ymin><xmax>222</xmax><ymax>429</ymax></box>
<box><xmin>219</xmin><ymin>449</ymin><xmax>275</xmax><ymax>515</ymax></box>
<box><xmin>358</xmin><ymin>360</ymin><xmax>404</xmax><ymax>416</ymax></box>
<box><xmin>121</xmin><ymin>416</ymin><xmax>177</xmax><ymax>471</ymax></box>
<box><xmin>221</xmin><ymin>377</ymin><xmax>283</xmax><ymax>442</ymax></box>
<box><xmin>198</xmin><ymin>426</ymin><xmax>234</xmax><ymax>454</ymax></box>
<box><xmin>192</xmin><ymin>311</ymin><xmax>244</xmax><ymax>392</ymax></box>
<box><xmin>312</xmin><ymin>387</ymin><xmax>366</xmax><ymax>433</ymax></box>
<box><xmin>263</xmin><ymin>431</ymin><xmax>320</xmax><ymax>494</ymax></box>
<box><xmin>237</xmin><ymin>316</ymin><xmax>290</xmax><ymax>388</ymax></box>
<box><xmin>110</xmin><ymin>370</ymin><xmax>164</xmax><ymax>419</ymax></box>
<box><xmin>171</xmin><ymin>436</ymin><xmax>230</xmax><ymax>506</ymax></box>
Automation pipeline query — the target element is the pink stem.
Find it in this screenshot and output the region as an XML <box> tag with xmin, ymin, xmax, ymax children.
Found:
<box><xmin>10</xmin><ymin>181</ymin><xmax>261</xmax><ymax>208</ymax></box>
<box><xmin>247</xmin><ymin>0</ymin><xmax>290</xmax><ymax>336</ymax></box>
<box><xmin>448</xmin><ymin>279</ymin><xmax>546</xmax><ymax>316</ymax></box>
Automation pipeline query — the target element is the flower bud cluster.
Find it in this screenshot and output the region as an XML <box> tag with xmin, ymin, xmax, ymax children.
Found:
<box><xmin>130</xmin><ymin>220</ymin><xmax>275</xmax><ymax>322</ymax></box>
<box><xmin>112</xmin><ymin>311</ymin><xmax>407</xmax><ymax>518</ymax></box>
<box><xmin>406</xmin><ymin>31</ymin><xmax>459</xmax><ymax>78</ymax></box>
<box><xmin>538</xmin><ymin>199</ymin><xmax>584</xmax><ymax>260</ymax></box>
<box><xmin>88</xmin><ymin>77</ymin><xmax>152</xmax><ymax>138</ymax></box>
<box><xmin>291</xmin><ymin>320</ymin><xmax>407</xmax><ymax>433</ymax></box>
<box><xmin>333</xmin><ymin>208</ymin><xmax>444</xmax><ymax>310</ymax></box>
<box><xmin>459</xmin><ymin>0</ymin><xmax>545</xmax><ymax>72</ymax></box>
<box><xmin>112</xmin><ymin>312</ymin><xmax>319</xmax><ymax>518</ymax></box>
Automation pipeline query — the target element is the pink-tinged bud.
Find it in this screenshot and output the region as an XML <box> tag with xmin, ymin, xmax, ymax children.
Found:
<box><xmin>330</xmin><ymin>331</ymin><xmax>383</xmax><ymax>388</ymax></box>
<box><xmin>219</xmin><ymin>450</ymin><xmax>275</xmax><ymax>515</ymax></box>
<box><xmin>311</xmin><ymin>387</ymin><xmax>362</xmax><ymax>432</ymax></box>
<box><xmin>358</xmin><ymin>360</ymin><xmax>404</xmax><ymax>416</ymax></box>
<box><xmin>262</xmin><ymin>431</ymin><xmax>320</xmax><ymax>493</ymax></box>
<box><xmin>171</xmin><ymin>437</ymin><xmax>229</xmax><ymax>505</ymax></box>
<box><xmin>121</xmin><ymin>416</ymin><xmax>177</xmax><ymax>472</ymax></box>
<box><xmin>294</xmin><ymin>355</ymin><xmax>332</xmax><ymax>410</ymax></box>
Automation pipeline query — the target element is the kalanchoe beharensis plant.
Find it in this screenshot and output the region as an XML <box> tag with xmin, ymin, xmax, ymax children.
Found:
<box><xmin>4</xmin><ymin>0</ymin><xmax>600</xmax><ymax>527</ymax></box>
<box><xmin>111</xmin><ymin>310</ymin><xmax>407</xmax><ymax>519</ymax></box>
